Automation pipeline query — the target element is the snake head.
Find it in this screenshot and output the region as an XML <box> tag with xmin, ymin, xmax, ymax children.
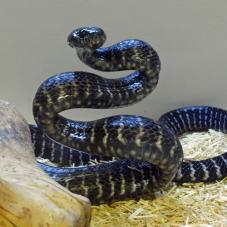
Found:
<box><xmin>67</xmin><ymin>26</ymin><xmax>106</xmax><ymax>49</ymax></box>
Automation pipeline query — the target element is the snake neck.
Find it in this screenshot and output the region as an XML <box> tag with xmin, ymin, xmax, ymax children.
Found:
<box><xmin>77</xmin><ymin>40</ymin><xmax>160</xmax><ymax>93</ymax></box>
<box><xmin>76</xmin><ymin>39</ymin><xmax>160</xmax><ymax>70</ymax></box>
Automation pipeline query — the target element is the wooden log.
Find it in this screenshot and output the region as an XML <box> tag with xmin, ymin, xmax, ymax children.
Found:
<box><xmin>0</xmin><ymin>100</ymin><xmax>91</xmax><ymax>227</ymax></box>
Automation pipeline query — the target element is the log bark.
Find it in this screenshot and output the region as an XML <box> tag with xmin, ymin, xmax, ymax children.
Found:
<box><xmin>0</xmin><ymin>100</ymin><xmax>91</xmax><ymax>227</ymax></box>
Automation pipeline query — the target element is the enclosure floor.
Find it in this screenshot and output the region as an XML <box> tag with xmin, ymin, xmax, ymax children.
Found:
<box><xmin>91</xmin><ymin>130</ymin><xmax>227</xmax><ymax>227</ymax></box>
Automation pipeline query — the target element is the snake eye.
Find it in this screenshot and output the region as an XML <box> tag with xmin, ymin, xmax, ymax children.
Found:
<box><xmin>79</xmin><ymin>29</ymin><xmax>91</xmax><ymax>39</ymax></box>
<box><xmin>67</xmin><ymin>26</ymin><xmax>106</xmax><ymax>49</ymax></box>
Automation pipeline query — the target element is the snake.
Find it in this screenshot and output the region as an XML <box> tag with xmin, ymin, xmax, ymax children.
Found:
<box><xmin>30</xmin><ymin>26</ymin><xmax>227</xmax><ymax>205</ymax></box>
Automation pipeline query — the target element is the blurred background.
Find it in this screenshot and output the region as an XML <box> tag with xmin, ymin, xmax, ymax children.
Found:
<box><xmin>0</xmin><ymin>0</ymin><xmax>227</xmax><ymax>123</ymax></box>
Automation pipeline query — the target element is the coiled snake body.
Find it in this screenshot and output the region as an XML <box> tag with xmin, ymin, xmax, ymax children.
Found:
<box><xmin>32</xmin><ymin>27</ymin><xmax>227</xmax><ymax>205</ymax></box>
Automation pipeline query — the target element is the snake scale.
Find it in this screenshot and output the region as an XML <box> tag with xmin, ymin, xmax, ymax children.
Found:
<box><xmin>31</xmin><ymin>26</ymin><xmax>227</xmax><ymax>205</ymax></box>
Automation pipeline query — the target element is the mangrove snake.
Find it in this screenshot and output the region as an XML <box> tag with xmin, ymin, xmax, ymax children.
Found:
<box><xmin>31</xmin><ymin>27</ymin><xmax>227</xmax><ymax>205</ymax></box>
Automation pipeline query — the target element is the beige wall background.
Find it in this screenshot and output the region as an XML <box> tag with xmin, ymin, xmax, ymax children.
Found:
<box><xmin>0</xmin><ymin>0</ymin><xmax>227</xmax><ymax>124</ymax></box>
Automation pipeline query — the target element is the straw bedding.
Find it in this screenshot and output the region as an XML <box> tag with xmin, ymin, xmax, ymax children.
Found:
<box><xmin>91</xmin><ymin>130</ymin><xmax>227</xmax><ymax>227</ymax></box>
